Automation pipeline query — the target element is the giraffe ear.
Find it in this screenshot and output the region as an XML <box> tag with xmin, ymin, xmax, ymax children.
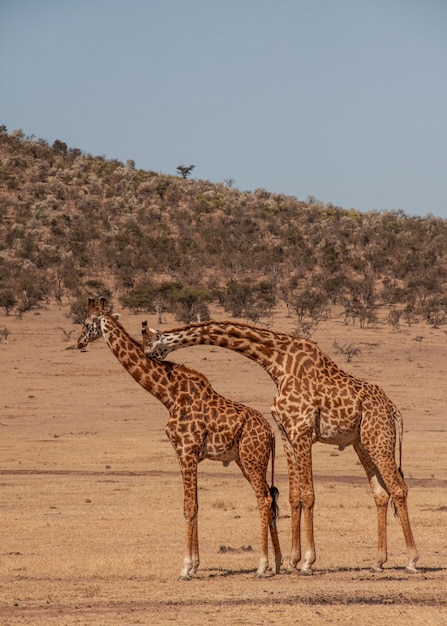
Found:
<box><xmin>112</xmin><ymin>313</ymin><xmax>121</xmax><ymax>321</ymax></box>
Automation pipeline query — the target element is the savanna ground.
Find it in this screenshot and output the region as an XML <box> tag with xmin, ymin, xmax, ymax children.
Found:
<box><xmin>0</xmin><ymin>302</ymin><xmax>446</xmax><ymax>625</ymax></box>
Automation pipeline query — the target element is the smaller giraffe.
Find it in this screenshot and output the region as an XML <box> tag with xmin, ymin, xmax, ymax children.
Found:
<box><xmin>76</xmin><ymin>298</ymin><xmax>282</xmax><ymax>580</ymax></box>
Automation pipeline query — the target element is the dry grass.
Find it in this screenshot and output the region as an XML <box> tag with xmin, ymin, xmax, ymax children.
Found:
<box><xmin>0</xmin><ymin>304</ymin><xmax>446</xmax><ymax>625</ymax></box>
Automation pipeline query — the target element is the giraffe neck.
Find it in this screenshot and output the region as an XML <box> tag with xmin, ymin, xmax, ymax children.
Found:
<box><xmin>153</xmin><ymin>321</ymin><xmax>314</xmax><ymax>382</ymax></box>
<box><xmin>100</xmin><ymin>314</ymin><xmax>175</xmax><ymax>409</ymax></box>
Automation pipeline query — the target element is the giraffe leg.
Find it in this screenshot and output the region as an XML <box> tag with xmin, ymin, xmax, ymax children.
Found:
<box><xmin>396</xmin><ymin>501</ymin><xmax>419</xmax><ymax>573</ymax></box>
<box><xmin>275</xmin><ymin>423</ymin><xmax>301</xmax><ymax>572</ymax></box>
<box><xmin>178</xmin><ymin>461</ymin><xmax>200</xmax><ymax>581</ymax></box>
<box><xmin>361</xmin><ymin>423</ymin><xmax>419</xmax><ymax>573</ymax></box>
<box><xmin>254</xmin><ymin>486</ymin><xmax>274</xmax><ymax>578</ymax></box>
<box><xmin>385</xmin><ymin>474</ymin><xmax>419</xmax><ymax>573</ymax></box>
<box><xmin>353</xmin><ymin>442</ymin><xmax>389</xmax><ymax>571</ymax></box>
<box><xmin>268</xmin><ymin>487</ymin><xmax>283</xmax><ymax>575</ymax></box>
<box><xmin>236</xmin><ymin>453</ymin><xmax>282</xmax><ymax>577</ymax></box>
<box><xmin>294</xmin><ymin>434</ymin><xmax>316</xmax><ymax>575</ymax></box>
<box><xmin>376</xmin><ymin>468</ymin><xmax>418</xmax><ymax>572</ymax></box>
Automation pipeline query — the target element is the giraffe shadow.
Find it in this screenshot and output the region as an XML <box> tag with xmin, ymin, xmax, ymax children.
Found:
<box><xmin>298</xmin><ymin>565</ymin><xmax>446</xmax><ymax>577</ymax></box>
<box><xmin>202</xmin><ymin>565</ymin><xmax>446</xmax><ymax>579</ymax></box>
<box><xmin>202</xmin><ymin>567</ymin><xmax>271</xmax><ymax>579</ymax></box>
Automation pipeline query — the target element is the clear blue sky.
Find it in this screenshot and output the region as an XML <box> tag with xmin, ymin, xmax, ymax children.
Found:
<box><xmin>1</xmin><ymin>0</ymin><xmax>446</xmax><ymax>218</ymax></box>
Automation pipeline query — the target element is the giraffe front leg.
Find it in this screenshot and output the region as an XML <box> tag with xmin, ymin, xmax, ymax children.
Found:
<box><xmin>298</xmin><ymin>502</ymin><xmax>316</xmax><ymax>575</ymax></box>
<box><xmin>178</xmin><ymin>462</ymin><xmax>199</xmax><ymax>581</ymax></box>
<box><xmin>275</xmin><ymin>423</ymin><xmax>301</xmax><ymax>573</ymax></box>
<box><xmin>179</xmin><ymin>518</ymin><xmax>199</xmax><ymax>580</ymax></box>
<box><xmin>287</xmin><ymin>477</ymin><xmax>302</xmax><ymax>573</ymax></box>
<box><xmin>295</xmin><ymin>435</ymin><xmax>316</xmax><ymax>575</ymax></box>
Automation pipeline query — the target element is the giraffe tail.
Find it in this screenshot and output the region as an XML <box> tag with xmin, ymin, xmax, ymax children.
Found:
<box><xmin>269</xmin><ymin>485</ymin><xmax>280</xmax><ymax>526</ymax></box>
<box><xmin>269</xmin><ymin>434</ymin><xmax>279</xmax><ymax>525</ymax></box>
<box><xmin>392</xmin><ymin>406</ymin><xmax>405</xmax><ymax>518</ymax></box>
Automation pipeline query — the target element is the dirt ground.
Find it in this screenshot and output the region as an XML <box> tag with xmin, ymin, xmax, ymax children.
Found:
<box><xmin>0</xmin><ymin>302</ymin><xmax>446</xmax><ymax>625</ymax></box>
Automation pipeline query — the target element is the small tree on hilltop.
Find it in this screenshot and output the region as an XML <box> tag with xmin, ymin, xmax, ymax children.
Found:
<box><xmin>176</xmin><ymin>164</ymin><xmax>195</xmax><ymax>179</ymax></box>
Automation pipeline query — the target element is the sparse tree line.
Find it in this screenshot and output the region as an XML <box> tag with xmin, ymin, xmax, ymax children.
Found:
<box><xmin>0</xmin><ymin>127</ymin><xmax>446</xmax><ymax>331</ymax></box>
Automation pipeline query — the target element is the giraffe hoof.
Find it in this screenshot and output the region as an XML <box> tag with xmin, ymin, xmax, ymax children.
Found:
<box><xmin>178</xmin><ymin>565</ymin><xmax>199</xmax><ymax>581</ymax></box>
<box><xmin>178</xmin><ymin>573</ymin><xmax>194</xmax><ymax>581</ymax></box>
<box><xmin>298</xmin><ymin>568</ymin><xmax>313</xmax><ymax>577</ymax></box>
<box><xmin>405</xmin><ymin>566</ymin><xmax>418</xmax><ymax>574</ymax></box>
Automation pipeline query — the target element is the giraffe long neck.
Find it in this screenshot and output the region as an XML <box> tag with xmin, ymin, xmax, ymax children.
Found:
<box><xmin>101</xmin><ymin>314</ymin><xmax>176</xmax><ymax>409</ymax></box>
<box><xmin>155</xmin><ymin>321</ymin><xmax>316</xmax><ymax>382</ymax></box>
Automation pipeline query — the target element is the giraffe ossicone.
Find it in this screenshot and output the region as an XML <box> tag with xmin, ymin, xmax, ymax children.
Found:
<box><xmin>77</xmin><ymin>298</ymin><xmax>282</xmax><ymax>580</ymax></box>
<box><xmin>143</xmin><ymin>319</ymin><xmax>419</xmax><ymax>574</ymax></box>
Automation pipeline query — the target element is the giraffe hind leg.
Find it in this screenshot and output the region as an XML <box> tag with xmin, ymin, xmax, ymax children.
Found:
<box><xmin>236</xmin><ymin>449</ymin><xmax>282</xmax><ymax>577</ymax></box>
<box><xmin>353</xmin><ymin>442</ymin><xmax>390</xmax><ymax>571</ymax></box>
<box><xmin>268</xmin><ymin>485</ymin><xmax>283</xmax><ymax>574</ymax></box>
<box><xmin>236</xmin><ymin>458</ymin><xmax>271</xmax><ymax>577</ymax></box>
<box><xmin>360</xmin><ymin>432</ymin><xmax>419</xmax><ymax>573</ymax></box>
<box><xmin>389</xmin><ymin>476</ymin><xmax>419</xmax><ymax>573</ymax></box>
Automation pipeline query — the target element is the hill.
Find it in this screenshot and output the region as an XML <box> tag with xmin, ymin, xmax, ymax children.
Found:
<box><xmin>1</xmin><ymin>126</ymin><xmax>446</xmax><ymax>330</ymax></box>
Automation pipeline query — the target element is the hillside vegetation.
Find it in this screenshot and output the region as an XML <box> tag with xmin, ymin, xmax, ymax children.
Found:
<box><xmin>1</xmin><ymin>126</ymin><xmax>446</xmax><ymax>331</ymax></box>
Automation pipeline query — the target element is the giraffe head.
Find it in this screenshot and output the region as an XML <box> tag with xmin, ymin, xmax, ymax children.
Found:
<box><xmin>77</xmin><ymin>297</ymin><xmax>109</xmax><ymax>349</ymax></box>
<box><xmin>141</xmin><ymin>321</ymin><xmax>167</xmax><ymax>359</ymax></box>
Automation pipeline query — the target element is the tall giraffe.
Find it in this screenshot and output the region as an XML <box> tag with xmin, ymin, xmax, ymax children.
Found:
<box><xmin>143</xmin><ymin>320</ymin><xmax>419</xmax><ymax>574</ymax></box>
<box><xmin>76</xmin><ymin>299</ymin><xmax>282</xmax><ymax>580</ymax></box>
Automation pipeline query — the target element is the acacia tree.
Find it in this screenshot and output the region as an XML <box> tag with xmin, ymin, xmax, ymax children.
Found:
<box><xmin>119</xmin><ymin>281</ymin><xmax>212</xmax><ymax>323</ymax></box>
<box><xmin>0</xmin><ymin>288</ymin><xmax>17</xmax><ymax>315</ymax></box>
<box><xmin>342</xmin><ymin>275</ymin><xmax>377</xmax><ymax>328</ymax></box>
<box><xmin>284</xmin><ymin>288</ymin><xmax>328</xmax><ymax>325</ymax></box>
<box><xmin>176</xmin><ymin>164</ymin><xmax>195</xmax><ymax>179</ymax></box>
<box><xmin>119</xmin><ymin>281</ymin><xmax>183</xmax><ymax>321</ymax></box>
<box><xmin>333</xmin><ymin>340</ymin><xmax>361</xmax><ymax>363</ymax></box>
<box><xmin>169</xmin><ymin>285</ymin><xmax>212</xmax><ymax>323</ymax></box>
<box><xmin>219</xmin><ymin>280</ymin><xmax>276</xmax><ymax>322</ymax></box>
<box><xmin>387</xmin><ymin>307</ymin><xmax>402</xmax><ymax>332</ymax></box>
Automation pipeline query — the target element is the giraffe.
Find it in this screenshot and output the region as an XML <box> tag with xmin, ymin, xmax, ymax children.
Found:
<box><xmin>143</xmin><ymin>320</ymin><xmax>419</xmax><ymax>575</ymax></box>
<box><xmin>76</xmin><ymin>299</ymin><xmax>282</xmax><ymax>580</ymax></box>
